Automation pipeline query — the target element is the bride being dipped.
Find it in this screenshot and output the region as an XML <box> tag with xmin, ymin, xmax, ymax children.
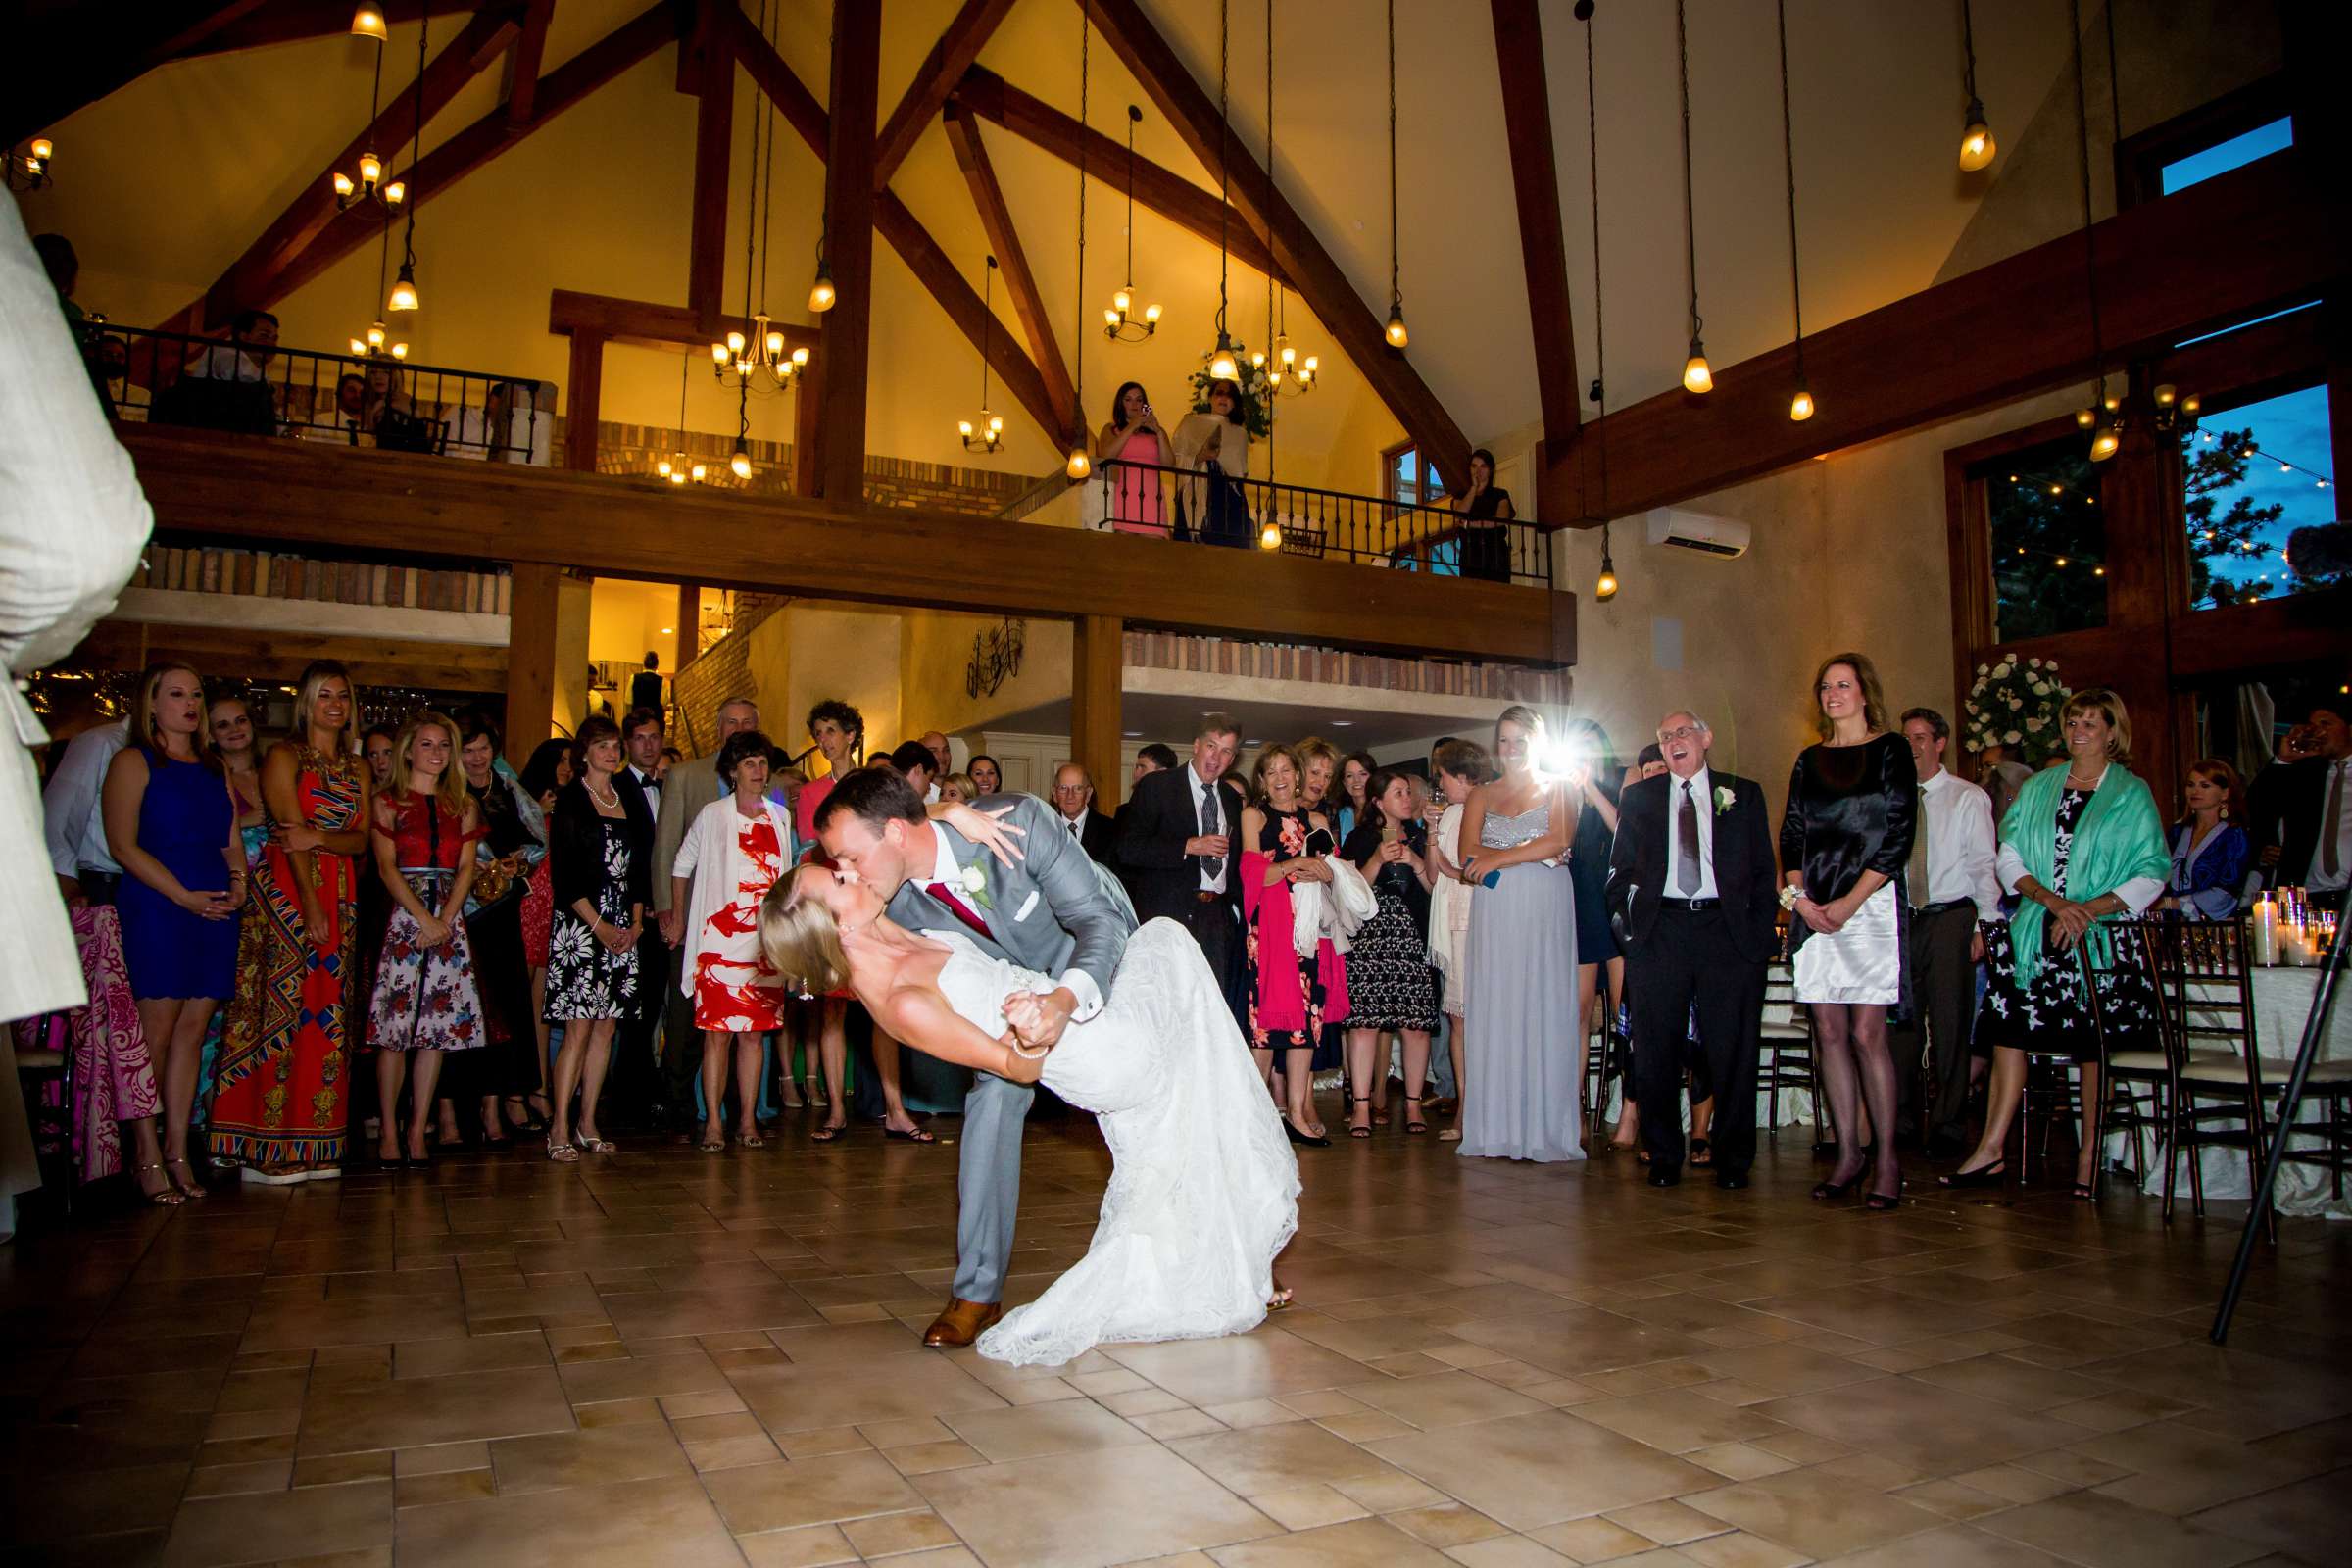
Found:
<box><xmin>761</xmin><ymin>852</ymin><xmax>1299</xmax><ymax>1368</ymax></box>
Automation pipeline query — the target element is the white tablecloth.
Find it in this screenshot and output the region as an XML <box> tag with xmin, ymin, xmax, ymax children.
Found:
<box><xmin>2112</xmin><ymin>966</ymin><xmax>2350</xmax><ymax>1220</ymax></box>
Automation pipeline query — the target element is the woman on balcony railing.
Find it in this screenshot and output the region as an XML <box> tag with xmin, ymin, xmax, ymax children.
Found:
<box><xmin>1099</xmin><ymin>382</ymin><xmax>1173</xmax><ymax>537</ymax></box>
<box><xmin>1455</xmin><ymin>449</ymin><xmax>1515</xmax><ymax>584</ymax></box>
<box><xmin>1174</xmin><ymin>379</ymin><xmax>1252</xmax><ymax>548</ymax></box>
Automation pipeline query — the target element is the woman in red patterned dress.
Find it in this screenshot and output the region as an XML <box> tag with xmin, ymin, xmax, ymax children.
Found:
<box><xmin>671</xmin><ymin>730</ymin><xmax>794</xmax><ymax>1151</ymax></box>
<box><xmin>209</xmin><ymin>661</ymin><xmax>370</xmax><ymax>1184</ymax></box>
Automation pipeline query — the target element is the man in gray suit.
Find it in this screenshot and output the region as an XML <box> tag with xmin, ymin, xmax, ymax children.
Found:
<box><xmin>817</xmin><ymin>766</ymin><xmax>1132</xmax><ymax>1348</ymax></box>
<box><xmin>652</xmin><ymin>695</ymin><xmax>761</xmax><ymax>1133</ymax></box>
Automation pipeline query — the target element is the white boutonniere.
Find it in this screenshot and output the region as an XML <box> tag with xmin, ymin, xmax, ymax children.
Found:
<box><xmin>1713</xmin><ymin>785</ymin><xmax>1736</xmax><ymax>816</ymax></box>
<box><xmin>959</xmin><ymin>859</ymin><xmax>994</xmax><ymax>912</ymax></box>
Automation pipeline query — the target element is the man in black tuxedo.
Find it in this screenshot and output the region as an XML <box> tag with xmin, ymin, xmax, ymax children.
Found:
<box><xmin>609</xmin><ymin>706</ymin><xmax>670</xmax><ymax>1131</ymax></box>
<box><xmin>1606</xmin><ymin>709</ymin><xmax>1779</xmax><ymax>1189</ymax></box>
<box><xmin>1051</xmin><ymin>762</ymin><xmax>1121</xmax><ymax>863</ymax></box>
<box><xmin>1118</xmin><ymin>713</ymin><xmax>1247</xmax><ymax>1030</ymax></box>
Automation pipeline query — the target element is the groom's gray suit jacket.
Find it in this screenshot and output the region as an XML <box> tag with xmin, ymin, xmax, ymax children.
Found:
<box><xmin>885</xmin><ymin>792</ymin><xmax>1134</xmax><ymax>1304</ymax></box>
<box><xmin>883</xmin><ymin>792</ymin><xmax>1131</xmax><ymax>1008</ymax></box>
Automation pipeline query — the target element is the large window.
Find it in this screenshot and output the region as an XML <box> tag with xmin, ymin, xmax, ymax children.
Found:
<box><xmin>1383</xmin><ymin>441</ymin><xmax>1449</xmax><ymax>510</ymax></box>
<box><xmin>2183</xmin><ymin>383</ymin><xmax>2336</xmax><ymax>608</ymax></box>
<box><xmin>1985</xmin><ymin>437</ymin><xmax>2108</xmax><ymax>641</ymax></box>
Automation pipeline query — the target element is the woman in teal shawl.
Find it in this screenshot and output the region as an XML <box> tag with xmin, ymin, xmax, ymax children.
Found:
<box><xmin>1942</xmin><ymin>688</ymin><xmax>2170</xmax><ymax>1199</ymax></box>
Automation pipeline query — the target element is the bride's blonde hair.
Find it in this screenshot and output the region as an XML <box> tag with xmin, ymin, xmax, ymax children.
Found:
<box><xmin>760</xmin><ymin>866</ymin><xmax>850</xmax><ymax>996</ymax></box>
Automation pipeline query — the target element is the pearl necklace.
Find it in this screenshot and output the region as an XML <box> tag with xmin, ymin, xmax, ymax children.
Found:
<box><xmin>586</xmin><ymin>776</ymin><xmax>620</xmax><ymax>810</ymax></box>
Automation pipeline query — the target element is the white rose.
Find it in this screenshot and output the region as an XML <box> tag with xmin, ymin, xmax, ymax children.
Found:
<box><xmin>2026</xmin><ymin>717</ymin><xmax>2043</xmax><ymax>732</ymax></box>
<box><xmin>2004</xmin><ymin>729</ymin><xmax>2022</xmax><ymax>745</ymax></box>
<box><xmin>2028</xmin><ymin>658</ymin><xmax>2042</xmax><ymax>668</ymax></box>
<box><xmin>1976</xmin><ymin>663</ymin><xmax>1989</xmax><ymax>675</ymax></box>
<box><xmin>960</xmin><ymin>863</ymin><xmax>988</xmax><ymax>896</ymax></box>
<box><xmin>2030</xmin><ymin>681</ymin><xmax>2048</xmax><ymax>696</ymax></box>
<box><xmin>1993</xmin><ymin>662</ymin><xmax>2013</xmax><ymax>678</ymax></box>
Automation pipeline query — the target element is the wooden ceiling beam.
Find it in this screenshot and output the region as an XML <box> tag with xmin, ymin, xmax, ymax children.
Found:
<box><xmin>547</xmin><ymin>289</ymin><xmax>819</xmax><ymax>354</ymax></box>
<box><xmin>199</xmin><ymin>6</ymin><xmax>523</xmax><ymax>325</ymax></box>
<box><xmin>952</xmin><ymin>65</ymin><xmax>1284</xmax><ymax>286</ymax></box>
<box><xmin>723</xmin><ymin>6</ymin><xmax>1071</xmax><ymax>448</ymax></box>
<box><xmin>1490</xmin><ymin>0</ymin><xmax>1579</xmax><ymax>454</ymax></box>
<box><xmin>943</xmin><ymin>102</ymin><xmax>1077</xmax><ymax>437</ymax></box>
<box><xmin>1545</xmin><ymin>151</ymin><xmax>2348</xmax><ymax>524</ymax></box>
<box><xmin>114</xmin><ymin>425</ymin><xmax>1574</xmax><ymax>666</ymax></box>
<box><xmin>4</xmin><ymin>2</ymin><xmax>270</xmax><ymax>143</ymax></box>
<box><xmin>1081</xmin><ymin>0</ymin><xmax>1473</xmax><ymax>493</ymax></box>
<box><xmin>502</xmin><ymin>0</ymin><xmax>555</xmax><ymax>124</ymax></box>
<box><xmin>168</xmin><ymin>2</ymin><xmax>482</xmax><ymax>62</ymax></box>
<box><xmin>244</xmin><ymin>4</ymin><xmax>678</xmax><ymax>316</ymax></box>
<box><xmin>872</xmin><ymin>0</ymin><xmax>1019</xmax><ymax>190</ymax></box>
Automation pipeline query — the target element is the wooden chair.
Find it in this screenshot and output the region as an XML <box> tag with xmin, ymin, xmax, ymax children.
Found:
<box><xmin>1758</xmin><ymin>960</ymin><xmax>1821</xmax><ymax>1139</ymax></box>
<box><xmin>12</xmin><ymin>1013</ymin><xmax>77</xmax><ymax>1223</ymax></box>
<box><xmin>2143</xmin><ymin>917</ymin><xmax>2352</xmax><ymax>1231</ymax></box>
<box><xmin>2082</xmin><ymin>917</ymin><xmax>2173</xmax><ymax>1192</ymax></box>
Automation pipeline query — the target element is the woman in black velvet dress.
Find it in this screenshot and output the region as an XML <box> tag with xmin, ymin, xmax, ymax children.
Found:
<box><xmin>1781</xmin><ymin>653</ymin><xmax>1916</xmax><ymax>1210</ymax></box>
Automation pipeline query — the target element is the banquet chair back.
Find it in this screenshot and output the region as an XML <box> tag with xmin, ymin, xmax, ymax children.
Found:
<box><xmin>2139</xmin><ymin>914</ymin><xmax>2279</xmax><ymax>1235</ymax></box>
<box><xmin>2086</xmin><ymin>918</ymin><xmax>2172</xmax><ymax>1188</ymax></box>
<box><xmin>1759</xmin><ymin>959</ymin><xmax>1821</xmax><ymax>1138</ymax></box>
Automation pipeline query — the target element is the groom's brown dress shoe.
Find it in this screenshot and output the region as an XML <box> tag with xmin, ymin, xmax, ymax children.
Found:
<box><xmin>923</xmin><ymin>1298</ymin><xmax>1003</xmax><ymax>1348</ymax></box>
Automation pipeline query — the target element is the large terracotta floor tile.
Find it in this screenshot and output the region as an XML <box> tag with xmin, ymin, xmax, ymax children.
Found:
<box><xmin>701</xmin><ymin>1451</ymin><xmax>923</xmax><ymax>1533</ymax></box>
<box><xmin>1756</xmin><ymin>1374</ymin><xmax>2059</xmax><ymax>1476</ymax></box>
<box><xmin>1683</xmin><ymin>1464</ymin><xmax>1948</xmax><ymax>1559</ymax></box>
<box><xmin>726</xmin><ymin>1351</ymin><xmax>1009</xmax><ymax>1432</ymax></box>
<box><xmin>918</xmin><ymin>1443</ymin><xmax>1278</xmax><ymax>1568</ymax></box>
<box><xmin>159</xmin><ymin>1477</ymin><xmax>393</xmax><ymax>1566</ymax></box>
<box><xmin>1205</xmin><ymin>1515</ymin><xmax>1456</xmax><ymax>1565</ymax></box>
<box><xmin>1369</xmin><ymin>1410</ymin><xmax>1718</xmax><ymax>1531</ymax></box>
<box><xmin>489</xmin><ymin>1421</ymin><xmax>695</xmax><ymax>1494</ymax></box>
<box><xmin>394</xmin><ymin>1473</ymin><xmax>743</xmax><ymax>1566</ymax></box>
<box><xmin>295</xmin><ymin>1366</ymin><xmax>575</xmax><ymax>1455</ymax></box>
<box><xmin>1102</xmin><ymin>1330</ymin><xmax>1379</xmax><ymax>1403</ymax></box>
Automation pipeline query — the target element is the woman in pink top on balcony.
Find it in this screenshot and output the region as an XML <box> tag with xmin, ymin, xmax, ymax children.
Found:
<box><xmin>1098</xmin><ymin>381</ymin><xmax>1172</xmax><ymax>535</ymax></box>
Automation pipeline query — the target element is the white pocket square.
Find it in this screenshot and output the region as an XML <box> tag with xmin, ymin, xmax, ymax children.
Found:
<box><xmin>1012</xmin><ymin>890</ymin><xmax>1040</xmax><ymax>922</ymax></box>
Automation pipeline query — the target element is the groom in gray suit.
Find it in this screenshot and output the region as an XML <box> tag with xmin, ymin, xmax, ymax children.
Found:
<box><xmin>815</xmin><ymin>767</ymin><xmax>1133</xmax><ymax>1347</ymax></box>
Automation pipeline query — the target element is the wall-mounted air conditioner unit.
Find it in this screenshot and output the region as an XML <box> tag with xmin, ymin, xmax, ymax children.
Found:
<box><xmin>1645</xmin><ymin>507</ymin><xmax>1750</xmax><ymax>559</ymax></box>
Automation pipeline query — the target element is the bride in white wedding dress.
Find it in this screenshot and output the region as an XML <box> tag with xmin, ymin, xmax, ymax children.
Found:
<box><xmin>762</xmin><ymin>863</ymin><xmax>1299</xmax><ymax>1367</ymax></box>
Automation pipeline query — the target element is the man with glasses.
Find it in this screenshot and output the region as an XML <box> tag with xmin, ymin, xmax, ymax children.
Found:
<box><xmin>1605</xmin><ymin>710</ymin><xmax>1778</xmax><ymax>1190</ymax></box>
<box><xmin>1051</xmin><ymin>763</ymin><xmax>1120</xmax><ymax>864</ymax></box>
<box><xmin>1119</xmin><ymin>714</ymin><xmax>1248</xmax><ymax>1033</ymax></box>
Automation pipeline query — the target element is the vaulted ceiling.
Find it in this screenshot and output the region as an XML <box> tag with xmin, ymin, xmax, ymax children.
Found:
<box><xmin>11</xmin><ymin>1</ymin><xmax>2258</xmax><ymax>493</ymax></box>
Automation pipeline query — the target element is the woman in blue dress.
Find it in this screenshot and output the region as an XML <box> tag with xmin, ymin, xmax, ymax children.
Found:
<box><xmin>1455</xmin><ymin>705</ymin><xmax>1584</xmax><ymax>1162</ymax></box>
<box><xmin>2162</xmin><ymin>759</ymin><xmax>2251</xmax><ymax>921</ymax></box>
<box><xmin>104</xmin><ymin>662</ymin><xmax>245</xmax><ymax>1201</ymax></box>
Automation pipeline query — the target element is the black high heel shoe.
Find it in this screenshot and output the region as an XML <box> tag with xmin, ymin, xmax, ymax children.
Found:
<box><xmin>1811</xmin><ymin>1167</ymin><xmax>1864</xmax><ymax>1201</ymax></box>
<box><xmin>1348</xmin><ymin>1095</ymin><xmax>1374</xmax><ymax>1140</ymax></box>
<box><xmin>1937</xmin><ymin>1161</ymin><xmax>2007</xmax><ymax>1190</ymax></box>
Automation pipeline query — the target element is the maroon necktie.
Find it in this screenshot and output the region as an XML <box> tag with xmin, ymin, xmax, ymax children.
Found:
<box><xmin>925</xmin><ymin>880</ymin><xmax>992</xmax><ymax>940</ymax></box>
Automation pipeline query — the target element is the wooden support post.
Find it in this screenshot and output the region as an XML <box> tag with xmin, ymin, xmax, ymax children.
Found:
<box><xmin>1069</xmin><ymin>614</ymin><xmax>1124</xmax><ymax>804</ymax></box>
<box><xmin>1490</xmin><ymin>0</ymin><xmax>1580</xmax><ymax>454</ymax></box>
<box><xmin>817</xmin><ymin>0</ymin><xmax>882</xmax><ymax>504</ymax></box>
<box><xmin>564</xmin><ymin>330</ymin><xmax>605</xmax><ymax>472</ymax></box>
<box><xmin>506</xmin><ymin>562</ymin><xmax>561</xmax><ymax>763</ymax></box>
<box><xmin>675</xmin><ymin>582</ymin><xmax>702</xmax><ymax>665</ymax></box>
<box><xmin>793</xmin><ymin>354</ymin><xmax>824</xmax><ymax>497</ymax></box>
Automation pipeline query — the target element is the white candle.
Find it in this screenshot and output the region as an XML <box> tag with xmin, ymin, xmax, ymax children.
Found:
<box><xmin>2252</xmin><ymin>898</ymin><xmax>2278</xmax><ymax>966</ymax></box>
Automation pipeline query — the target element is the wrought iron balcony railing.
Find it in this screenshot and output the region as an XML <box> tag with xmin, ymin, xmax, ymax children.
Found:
<box><xmin>1090</xmin><ymin>459</ymin><xmax>1553</xmax><ymax>588</ymax></box>
<box><xmin>70</xmin><ymin>321</ymin><xmax>548</xmax><ymax>465</ymax></box>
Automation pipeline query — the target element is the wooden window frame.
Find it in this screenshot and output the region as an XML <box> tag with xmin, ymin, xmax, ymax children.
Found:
<box><xmin>2114</xmin><ymin>72</ymin><xmax>2291</xmax><ymax>209</ymax></box>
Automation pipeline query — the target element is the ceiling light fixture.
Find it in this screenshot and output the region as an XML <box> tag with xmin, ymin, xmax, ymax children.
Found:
<box><xmin>1103</xmin><ymin>107</ymin><xmax>1161</xmax><ymax>341</ymax></box>
<box><xmin>655</xmin><ymin>354</ymin><xmax>710</xmax><ymax>486</ymax></box>
<box><xmin>1383</xmin><ymin>0</ymin><xmax>1407</xmax><ymax>350</ymax></box>
<box><xmin>1262</xmin><ymin>0</ymin><xmax>1315</xmax><ymax>402</ymax></box>
<box><xmin>712</xmin><ymin>0</ymin><xmax>807</xmax><ymax>396</ymax></box>
<box><xmin>350</xmin><ymin>5</ymin><xmax>388</xmax><ymax>41</ymax></box>
<box><xmin>960</xmin><ymin>255</ymin><xmax>1004</xmax><ymax>454</ymax></box>
<box><xmin>1675</xmin><ymin>0</ymin><xmax>1709</xmax><ymax>395</ymax></box>
<box><xmin>333</xmin><ymin>24</ymin><xmax>403</xmax><ymax>213</ymax></box>
<box><xmin>5</xmin><ymin>135</ymin><xmax>55</xmax><ymax>191</ymax></box>
<box><xmin>1776</xmin><ymin>0</ymin><xmax>1810</xmax><ymax>421</ymax></box>
<box><xmin>1595</xmin><ymin>520</ymin><xmax>1620</xmax><ymax>601</ymax></box>
<box><xmin>1065</xmin><ymin>11</ymin><xmax>1093</xmax><ymax>480</ymax></box>
<box><xmin>1203</xmin><ymin>0</ymin><xmax>1241</xmax><ymax>384</ymax></box>
<box><xmin>386</xmin><ymin>14</ymin><xmax>427</xmax><ymax>315</ymax></box>
<box><xmin>1957</xmin><ymin>0</ymin><xmax>1995</xmax><ymax>171</ymax></box>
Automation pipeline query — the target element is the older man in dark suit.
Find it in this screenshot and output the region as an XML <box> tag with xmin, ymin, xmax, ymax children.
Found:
<box><xmin>1606</xmin><ymin>709</ymin><xmax>1780</xmax><ymax>1190</ymax></box>
<box><xmin>1118</xmin><ymin>714</ymin><xmax>1247</xmax><ymax>1032</ymax></box>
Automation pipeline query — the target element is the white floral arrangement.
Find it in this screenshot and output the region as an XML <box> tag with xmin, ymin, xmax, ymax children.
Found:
<box><xmin>1964</xmin><ymin>654</ymin><xmax>2071</xmax><ymax>760</ymax></box>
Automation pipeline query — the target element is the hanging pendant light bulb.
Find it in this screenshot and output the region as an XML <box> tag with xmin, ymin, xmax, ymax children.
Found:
<box><xmin>1594</xmin><ymin>521</ymin><xmax>1620</xmax><ymax>601</ymax></box>
<box><xmin>960</xmin><ymin>257</ymin><xmax>1004</xmax><ymax>455</ymax></box>
<box><xmin>808</xmin><ymin>256</ymin><xmax>836</xmax><ymax>314</ymax></box>
<box><xmin>1208</xmin><ymin>335</ymin><xmax>1240</xmax><ymax>382</ymax></box>
<box><xmin>1673</xmin><ymin>0</ymin><xmax>1710</xmax><ymax>396</ymax></box>
<box><xmin>1199</xmin><ymin>0</ymin><xmax>1246</xmax><ymax>402</ymax></box>
<box><xmin>1682</xmin><ymin>338</ymin><xmax>1713</xmax><ymax>395</ymax></box>
<box><xmin>1956</xmin><ymin>0</ymin><xmax>1996</xmax><ymax>171</ymax></box>
<box><xmin>1775</xmin><ymin>0</ymin><xmax>1810</xmax><ymax>422</ymax></box>
<box><xmin>731</xmin><ymin>441</ymin><xmax>754</xmax><ymax>479</ymax></box>
<box><xmin>1066</xmin><ymin>10</ymin><xmax>1095</xmax><ymax>482</ymax></box>
<box><xmin>1259</xmin><ymin>518</ymin><xmax>1284</xmax><ymax>551</ymax></box>
<box><xmin>351</xmin><ymin>5</ymin><xmax>388</xmax><ymax>41</ymax></box>
<box><xmin>387</xmin><ymin>261</ymin><xmax>418</xmax><ymax>313</ymax></box>
<box><xmin>1103</xmin><ymin>107</ymin><xmax>1160</xmax><ymax>340</ymax></box>
<box><xmin>1383</xmin><ymin>0</ymin><xmax>1407</xmax><ymax>351</ymax></box>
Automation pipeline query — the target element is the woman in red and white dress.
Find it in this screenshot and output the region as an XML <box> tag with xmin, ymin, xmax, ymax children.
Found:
<box><xmin>672</xmin><ymin>730</ymin><xmax>794</xmax><ymax>1152</ymax></box>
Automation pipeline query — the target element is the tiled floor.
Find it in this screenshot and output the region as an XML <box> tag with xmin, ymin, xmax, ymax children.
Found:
<box><xmin>5</xmin><ymin>1105</ymin><xmax>2349</xmax><ymax>1567</ymax></box>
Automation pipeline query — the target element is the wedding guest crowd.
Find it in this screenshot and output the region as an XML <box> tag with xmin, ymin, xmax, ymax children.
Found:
<box><xmin>25</xmin><ymin>620</ymin><xmax>2287</xmax><ymax>1227</ymax></box>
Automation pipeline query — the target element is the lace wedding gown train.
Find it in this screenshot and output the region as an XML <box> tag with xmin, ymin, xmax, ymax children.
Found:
<box><xmin>929</xmin><ymin>919</ymin><xmax>1300</xmax><ymax>1367</ymax></box>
